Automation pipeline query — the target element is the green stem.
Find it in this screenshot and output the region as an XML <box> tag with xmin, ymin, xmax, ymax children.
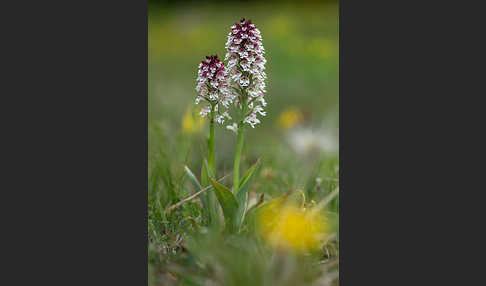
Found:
<box><xmin>207</xmin><ymin>105</ymin><xmax>219</xmax><ymax>228</ymax></box>
<box><xmin>233</xmin><ymin>88</ymin><xmax>249</xmax><ymax>194</ymax></box>
<box><xmin>208</xmin><ymin>106</ymin><xmax>215</xmax><ymax>176</ymax></box>
<box><xmin>233</xmin><ymin>124</ymin><xmax>245</xmax><ymax>194</ymax></box>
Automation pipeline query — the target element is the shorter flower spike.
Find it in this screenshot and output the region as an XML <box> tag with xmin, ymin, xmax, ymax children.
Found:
<box><xmin>195</xmin><ymin>55</ymin><xmax>234</xmax><ymax>122</ymax></box>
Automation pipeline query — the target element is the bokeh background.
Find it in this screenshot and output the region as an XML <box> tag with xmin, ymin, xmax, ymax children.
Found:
<box><xmin>149</xmin><ymin>0</ymin><xmax>338</xmax><ymax>184</ymax></box>
<box><xmin>149</xmin><ymin>1</ymin><xmax>339</xmax><ymax>284</ymax></box>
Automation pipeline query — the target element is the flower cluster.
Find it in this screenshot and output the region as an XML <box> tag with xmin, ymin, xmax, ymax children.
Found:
<box><xmin>195</xmin><ymin>55</ymin><xmax>233</xmax><ymax>124</ymax></box>
<box><xmin>225</xmin><ymin>18</ymin><xmax>267</xmax><ymax>128</ymax></box>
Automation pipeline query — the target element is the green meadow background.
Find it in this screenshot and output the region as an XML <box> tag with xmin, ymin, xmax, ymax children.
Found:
<box><xmin>149</xmin><ymin>0</ymin><xmax>338</xmax><ymax>172</ymax></box>
<box><xmin>149</xmin><ymin>1</ymin><xmax>339</xmax><ymax>285</ymax></box>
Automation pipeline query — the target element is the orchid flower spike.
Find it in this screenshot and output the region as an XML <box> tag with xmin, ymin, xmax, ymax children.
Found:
<box><xmin>225</xmin><ymin>18</ymin><xmax>267</xmax><ymax>129</ymax></box>
<box><xmin>195</xmin><ymin>55</ymin><xmax>234</xmax><ymax>124</ymax></box>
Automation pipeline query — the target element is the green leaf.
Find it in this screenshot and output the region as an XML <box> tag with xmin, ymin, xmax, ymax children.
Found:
<box><xmin>238</xmin><ymin>157</ymin><xmax>261</xmax><ymax>191</ymax></box>
<box><xmin>210</xmin><ymin>178</ymin><xmax>239</xmax><ymax>232</ymax></box>
<box><xmin>235</xmin><ymin>158</ymin><xmax>262</xmax><ymax>230</ymax></box>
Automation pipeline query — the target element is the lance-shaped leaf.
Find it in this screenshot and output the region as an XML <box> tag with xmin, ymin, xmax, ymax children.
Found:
<box><xmin>234</xmin><ymin>158</ymin><xmax>262</xmax><ymax>229</ymax></box>
<box><xmin>238</xmin><ymin>157</ymin><xmax>262</xmax><ymax>193</ymax></box>
<box><xmin>210</xmin><ymin>178</ymin><xmax>239</xmax><ymax>232</ymax></box>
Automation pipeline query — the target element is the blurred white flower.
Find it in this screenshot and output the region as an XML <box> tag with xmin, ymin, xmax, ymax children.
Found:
<box><xmin>286</xmin><ymin>127</ymin><xmax>338</xmax><ymax>155</ymax></box>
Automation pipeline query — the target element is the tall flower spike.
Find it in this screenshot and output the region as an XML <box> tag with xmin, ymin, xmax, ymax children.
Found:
<box><xmin>225</xmin><ymin>18</ymin><xmax>267</xmax><ymax>128</ymax></box>
<box><xmin>195</xmin><ymin>55</ymin><xmax>233</xmax><ymax>124</ymax></box>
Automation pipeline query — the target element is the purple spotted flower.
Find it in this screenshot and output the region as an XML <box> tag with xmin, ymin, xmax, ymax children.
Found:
<box><xmin>225</xmin><ymin>18</ymin><xmax>267</xmax><ymax>129</ymax></box>
<box><xmin>195</xmin><ymin>55</ymin><xmax>233</xmax><ymax>124</ymax></box>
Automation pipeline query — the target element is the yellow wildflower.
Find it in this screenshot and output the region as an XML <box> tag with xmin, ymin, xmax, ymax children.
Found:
<box><xmin>182</xmin><ymin>107</ymin><xmax>205</xmax><ymax>134</ymax></box>
<box><xmin>278</xmin><ymin>107</ymin><xmax>303</xmax><ymax>130</ymax></box>
<box><xmin>257</xmin><ymin>201</ymin><xmax>330</xmax><ymax>252</ymax></box>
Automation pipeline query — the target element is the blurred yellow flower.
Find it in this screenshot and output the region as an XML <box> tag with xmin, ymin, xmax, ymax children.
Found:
<box><xmin>257</xmin><ymin>201</ymin><xmax>330</xmax><ymax>252</ymax></box>
<box><xmin>278</xmin><ymin>107</ymin><xmax>303</xmax><ymax>130</ymax></box>
<box><xmin>182</xmin><ymin>107</ymin><xmax>205</xmax><ymax>134</ymax></box>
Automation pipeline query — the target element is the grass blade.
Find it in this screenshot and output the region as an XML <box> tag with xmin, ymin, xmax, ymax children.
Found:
<box><xmin>184</xmin><ymin>165</ymin><xmax>202</xmax><ymax>189</ymax></box>
<box><xmin>202</xmin><ymin>159</ymin><xmax>220</xmax><ymax>226</ymax></box>
<box><xmin>184</xmin><ymin>165</ymin><xmax>208</xmax><ymax>213</ymax></box>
